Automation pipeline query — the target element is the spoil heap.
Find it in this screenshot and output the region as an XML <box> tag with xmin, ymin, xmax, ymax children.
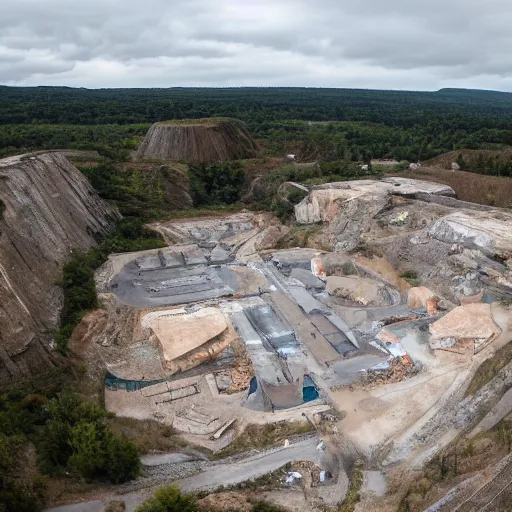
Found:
<box><xmin>136</xmin><ymin>118</ymin><xmax>260</xmax><ymax>163</ymax></box>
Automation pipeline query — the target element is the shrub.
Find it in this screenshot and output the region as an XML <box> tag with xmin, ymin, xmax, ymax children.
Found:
<box><xmin>400</xmin><ymin>270</ymin><xmax>420</xmax><ymax>286</ymax></box>
<box><xmin>339</xmin><ymin>460</ymin><xmax>364</xmax><ymax>512</ymax></box>
<box><xmin>68</xmin><ymin>422</ymin><xmax>106</xmax><ymax>479</ymax></box>
<box><xmin>38</xmin><ymin>391</ymin><xmax>140</xmax><ymax>483</ymax></box>
<box><xmin>0</xmin><ymin>434</ymin><xmax>47</xmax><ymax>512</ymax></box>
<box><xmin>135</xmin><ymin>485</ymin><xmax>198</xmax><ymax>512</ymax></box>
<box><xmin>105</xmin><ymin>501</ymin><xmax>126</xmax><ymax>512</ymax></box>
<box><xmin>189</xmin><ymin>162</ymin><xmax>246</xmax><ymax>206</ymax></box>
<box><xmin>286</xmin><ymin>186</ymin><xmax>308</xmax><ymax>206</ymax></box>
<box><xmin>104</xmin><ymin>432</ymin><xmax>141</xmax><ymax>484</ymax></box>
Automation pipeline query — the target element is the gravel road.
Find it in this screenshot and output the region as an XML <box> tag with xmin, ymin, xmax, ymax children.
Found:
<box><xmin>177</xmin><ymin>437</ymin><xmax>321</xmax><ymax>492</ymax></box>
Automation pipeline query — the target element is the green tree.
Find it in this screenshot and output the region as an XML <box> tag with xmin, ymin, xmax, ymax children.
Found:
<box><xmin>38</xmin><ymin>392</ymin><xmax>140</xmax><ymax>483</ymax></box>
<box><xmin>105</xmin><ymin>432</ymin><xmax>141</xmax><ymax>484</ymax></box>
<box><xmin>68</xmin><ymin>422</ymin><xmax>106</xmax><ymax>479</ymax></box>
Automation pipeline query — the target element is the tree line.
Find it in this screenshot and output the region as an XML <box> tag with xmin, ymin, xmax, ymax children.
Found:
<box><xmin>2</xmin><ymin>86</ymin><xmax>512</xmax><ymax>128</ymax></box>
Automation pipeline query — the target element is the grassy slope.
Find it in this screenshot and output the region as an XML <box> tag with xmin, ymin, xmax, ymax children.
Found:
<box><xmin>391</xmin><ymin>167</ymin><xmax>512</xmax><ymax>208</ymax></box>
<box><xmin>425</xmin><ymin>149</ymin><xmax>512</xmax><ymax>169</ymax></box>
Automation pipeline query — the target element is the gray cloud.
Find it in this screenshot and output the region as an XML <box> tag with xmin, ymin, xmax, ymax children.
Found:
<box><xmin>2</xmin><ymin>0</ymin><xmax>512</xmax><ymax>90</ymax></box>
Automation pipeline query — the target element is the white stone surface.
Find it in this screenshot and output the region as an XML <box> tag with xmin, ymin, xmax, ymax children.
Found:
<box><xmin>295</xmin><ymin>178</ymin><xmax>455</xmax><ymax>225</ymax></box>
<box><xmin>429</xmin><ymin>211</ymin><xmax>512</xmax><ymax>256</ymax></box>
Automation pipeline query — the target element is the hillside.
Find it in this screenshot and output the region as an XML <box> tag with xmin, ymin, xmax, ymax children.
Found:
<box><xmin>391</xmin><ymin>166</ymin><xmax>512</xmax><ymax>208</ymax></box>
<box><xmin>77</xmin><ymin>160</ymin><xmax>193</xmax><ymax>218</ymax></box>
<box><xmin>425</xmin><ymin>149</ymin><xmax>512</xmax><ymax>173</ymax></box>
<box><xmin>135</xmin><ymin>118</ymin><xmax>260</xmax><ymax>163</ymax></box>
<box><xmin>0</xmin><ymin>152</ymin><xmax>119</xmax><ymax>384</ymax></box>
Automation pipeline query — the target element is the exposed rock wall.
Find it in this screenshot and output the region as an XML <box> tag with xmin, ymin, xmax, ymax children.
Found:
<box><xmin>294</xmin><ymin>178</ymin><xmax>455</xmax><ymax>252</ymax></box>
<box><xmin>135</xmin><ymin>119</ymin><xmax>260</xmax><ymax>163</ymax></box>
<box><xmin>295</xmin><ymin>177</ymin><xmax>512</xmax><ymax>304</ymax></box>
<box><xmin>0</xmin><ymin>152</ymin><xmax>119</xmax><ymax>384</ymax></box>
<box><xmin>429</xmin><ymin>211</ymin><xmax>512</xmax><ymax>259</ymax></box>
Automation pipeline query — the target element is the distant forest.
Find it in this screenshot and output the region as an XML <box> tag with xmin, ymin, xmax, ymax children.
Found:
<box><xmin>3</xmin><ymin>86</ymin><xmax>512</xmax><ymax>126</ymax></box>
<box><xmin>2</xmin><ymin>86</ymin><xmax>512</xmax><ymax>163</ymax></box>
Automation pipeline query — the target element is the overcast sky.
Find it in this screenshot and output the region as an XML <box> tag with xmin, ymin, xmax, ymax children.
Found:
<box><xmin>3</xmin><ymin>0</ymin><xmax>512</xmax><ymax>91</ymax></box>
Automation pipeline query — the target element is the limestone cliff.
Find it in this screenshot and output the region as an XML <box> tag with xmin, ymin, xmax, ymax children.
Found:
<box><xmin>0</xmin><ymin>152</ymin><xmax>119</xmax><ymax>384</ymax></box>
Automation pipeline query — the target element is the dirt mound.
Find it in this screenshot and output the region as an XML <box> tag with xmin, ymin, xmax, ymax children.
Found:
<box><xmin>136</xmin><ymin>118</ymin><xmax>260</xmax><ymax>163</ymax></box>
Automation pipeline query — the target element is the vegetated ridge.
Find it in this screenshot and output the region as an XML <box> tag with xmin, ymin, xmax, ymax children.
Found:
<box><xmin>391</xmin><ymin>166</ymin><xmax>512</xmax><ymax>208</ymax></box>
<box><xmin>135</xmin><ymin>118</ymin><xmax>260</xmax><ymax>163</ymax></box>
<box><xmin>426</xmin><ymin>148</ymin><xmax>512</xmax><ymax>175</ymax></box>
<box><xmin>78</xmin><ymin>160</ymin><xmax>193</xmax><ymax>218</ymax></box>
<box><xmin>0</xmin><ymin>152</ymin><xmax>119</xmax><ymax>385</ymax></box>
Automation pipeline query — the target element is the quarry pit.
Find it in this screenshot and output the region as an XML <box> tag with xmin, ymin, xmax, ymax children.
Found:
<box><xmin>83</xmin><ymin>177</ymin><xmax>509</xmax><ymax>458</ymax></box>
<box><xmin>10</xmin><ymin>142</ymin><xmax>509</xmax><ymax>510</ymax></box>
<box><xmin>3</xmin><ymin>111</ymin><xmax>512</xmax><ymax>512</ymax></box>
<box><xmin>58</xmin><ymin>172</ymin><xmax>511</xmax><ymax>512</ymax></box>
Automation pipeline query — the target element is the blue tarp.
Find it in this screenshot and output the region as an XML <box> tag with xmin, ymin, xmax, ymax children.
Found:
<box><xmin>105</xmin><ymin>372</ymin><xmax>164</xmax><ymax>392</ymax></box>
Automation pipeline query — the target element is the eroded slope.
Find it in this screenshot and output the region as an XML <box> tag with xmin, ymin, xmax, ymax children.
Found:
<box><xmin>135</xmin><ymin>118</ymin><xmax>260</xmax><ymax>162</ymax></box>
<box><xmin>0</xmin><ymin>152</ymin><xmax>119</xmax><ymax>383</ymax></box>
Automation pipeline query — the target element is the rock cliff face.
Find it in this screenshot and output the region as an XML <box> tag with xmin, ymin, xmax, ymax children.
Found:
<box><xmin>295</xmin><ymin>178</ymin><xmax>455</xmax><ymax>225</ymax></box>
<box><xmin>0</xmin><ymin>152</ymin><xmax>119</xmax><ymax>384</ymax></box>
<box><xmin>135</xmin><ymin>119</ymin><xmax>260</xmax><ymax>163</ymax></box>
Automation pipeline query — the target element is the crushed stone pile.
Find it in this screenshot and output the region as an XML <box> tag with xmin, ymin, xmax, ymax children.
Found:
<box><xmin>354</xmin><ymin>357</ymin><xmax>419</xmax><ymax>390</ymax></box>
<box><xmin>228</xmin><ymin>356</ymin><xmax>254</xmax><ymax>394</ymax></box>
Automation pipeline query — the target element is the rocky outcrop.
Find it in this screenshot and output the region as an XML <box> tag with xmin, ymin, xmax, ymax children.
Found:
<box><xmin>429</xmin><ymin>211</ymin><xmax>512</xmax><ymax>259</ymax></box>
<box><xmin>142</xmin><ymin>307</ymin><xmax>230</xmax><ymax>373</ymax></box>
<box><xmin>136</xmin><ymin>118</ymin><xmax>260</xmax><ymax>163</ymax></box>
<box><xmin>429</xmin><ymin>303</ymin><xmax>501</xmax><ymax>353</ymax></box>
<box><xmin>0</xmin><ymin>152</ymin><xmax>119</xmax><ymax>384</ymax></box>
<box><xmin>295</xmin><ymin>178</ymin><xmax>454</xmax><ymax>225</ymax></box>
<box><xmin>294</xmin><ymin>178</ymin><xmax>454</xmax><ymax>251</ymax></box>
<box><xmin>407</xmin><ymin>287</ymin><xmax>437</xmax><ymax>312</ymax></box>
<box><xmin>325</xmin><ymin>275</ymin><xmax>401</xmax><ymax>307</ymax></box>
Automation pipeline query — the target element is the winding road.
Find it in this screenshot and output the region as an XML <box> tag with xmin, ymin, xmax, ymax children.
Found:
<box><xmin>45</xmin><ymin>438</ymin><xmax>321</xmax><ymax>512</ymax></box>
